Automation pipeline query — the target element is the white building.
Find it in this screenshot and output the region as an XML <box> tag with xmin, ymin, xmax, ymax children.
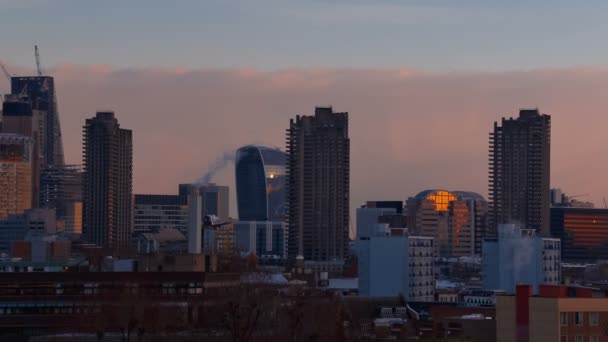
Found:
<box><xmin>482</xmin><ymin>223</ymin><xmax>560</xmax><ymax>294</ymax></box>
<box><xmin>358</xmin><ymin>222</ymin><xmax>434</xmax><ymax>301</ymax></box>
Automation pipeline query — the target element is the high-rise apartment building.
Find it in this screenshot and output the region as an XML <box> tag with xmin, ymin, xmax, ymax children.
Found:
<box><xmin>0</xmin><ymin>134</ymin><xmax>33</xmax><ymax>220</ymax></box>
<box><xmin>82</xmin><ymin>112</ymin><xmax>132</xmax><ymax>249</ymax></box>
<box><xmin>235</xmin><ymin>145</ymin><xmax>286</xmax><ymax>221</ymax></box>
<box><xmin>286</xmin><ymin>107</ymin><xmax>350</xmax><ymax>269</ymax></box>
<box><xmin>179</xmin><ymin>183</ymin><xmax>229</xmax><ymax>221</ymax></box>
<box><xmin>406</xmin><ymin>190</ymin><xmax>487</xmax><ymax>257</ymax></box>
<box><xmin>489</xmin><ymin>109</ymin><xmax>551</xmax><ymax>235</ymax></box>
<box><xmin>11</xmin><ymin>76</ymin><xmax>64</xmax><ymax>167</ymax></box>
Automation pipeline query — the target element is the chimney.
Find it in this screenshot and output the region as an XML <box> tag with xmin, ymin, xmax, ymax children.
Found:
<box><xmin>188</xmin><ymin>189</ymin><xmax>202</xmax><ymax>254</ymax></box>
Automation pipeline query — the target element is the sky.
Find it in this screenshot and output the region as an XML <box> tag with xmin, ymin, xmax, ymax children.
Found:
<box><xmin>1</xmin><ymin>1</ymin><xmax>608</xmax><ymax>217</ymax></box>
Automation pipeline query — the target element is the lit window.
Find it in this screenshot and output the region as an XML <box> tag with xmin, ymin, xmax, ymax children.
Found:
<box><xmin>589</xmin><ymin>312</ymin><xmax>599</xmax><ymax>326</ymax></box>
<box><xmin>575</xmin><ymin>312</ymin><xmax>584</xmax><ymax>326</ymax></box>
<box><xmin>560</xmin><ymin>312</ymin><xmax>568</xmax><ymax>326</ymax></box>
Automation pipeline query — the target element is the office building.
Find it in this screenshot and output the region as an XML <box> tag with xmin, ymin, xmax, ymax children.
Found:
<box><xmin>39</xmin><ymin>164</ymin><xmax>82</xmax><ymax>233</ymax></box>
<box><xmin>496</xmin><ymin>284</ymin><xmax>608</xmax><ymax>342</ymax></box>
<box><xmin>0</xmin><ymin>134</ymin><xmax>33</xmax><ymax>220</ymax></box>
<box><xmin>82</xmin><ymin>112</ymin><xmax>132</xmax><ymax>249</ymax></box>
<box><xmin>286</xmin><ymin>107</ymin><xmax>350</xmax><ymax>269</ymax></box>
<box><xmin>406</xmin><ymin>190</ymin><xmax>487</xmax><ymax>257</ymax></box>
<box><xmin>179</xmin><ymin>183</ymin><xmax>229</xmax><ymax>221</ymax></box>
<box><xmin>356</xmin><ymin>203</ymin><xmax>400</xmax><ymax>240</ymax></box>
<box><xmin>235</xmin><ymin>221</ymin><xmax>287</xmax><ymax>263</ymax></box>
<box><xmin>11</xmin><ymin>76</ymin><xmax>64</xmax><ymax>167</ymax></box>
<box><xmin>133</xmin><ymin>194</ymin><xmax>189</xmax><ymax>235</ymax></box>
<box><xmin>551</xmin><ymin>207</ymin><xmax>608</xmax><ymax>261</ymax></box>
<box><xmin>1</xmin><ymin>95</ymin><xmax>43</xmax><ymax>208</ymax></box>
<box><xmin>235</xmin><ymin>145</ymin><xmax>286</xmax><ymax>221</ymax></box>
<box><xmin>358</xmin><ymin>222</ymin><xmax>434</xmax><ymax>300</ymax></box>
<box><xmin>483</xmin><ymin>224</ymin><xmax>560</xmax><ymax>294</ymax></box>
<box><xmin>489</xmin><ymin>109</ymin><xmax>551</xmax><ymax>235</ymax></box>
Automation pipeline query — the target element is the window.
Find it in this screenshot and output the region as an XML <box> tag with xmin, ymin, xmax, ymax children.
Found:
<box><xmin>575</xmin><ymin>312</ymin><xmax>584</xmax><ymax>326</ymax></box>
<box><xmin>575</xmin><ymin>336</ymin><xmax>583</xmax><ymax>342</ymax></box>
<box><xmin>560</xmin><ymin>312</ymin><xmax>568</xmax><ymax>326</ymax></box>
<box><xmin>589</xmin><ymin>312</ymin><xmax>599</xmax><ymax>326</ymax></box>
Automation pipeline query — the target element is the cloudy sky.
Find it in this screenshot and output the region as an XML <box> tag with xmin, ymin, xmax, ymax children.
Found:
<box><xmin>1</xmin><ymin>1</ymin><xmax>607</xmax><ymax>217</ymax></box>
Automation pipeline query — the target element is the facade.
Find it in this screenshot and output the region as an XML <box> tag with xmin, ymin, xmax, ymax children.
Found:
<box><xmin>489</xmin><ymin>109</ymin><xmax>551</xmax><ymax>235</ymax></box>
<box><xmin>0</xmin><ymin>208</ymin><xmax>56</xmax><ymax>255</ymax></box>
<box><xmin>39</xmin><ymin>164</ymin><xmax>82</xmax><ymax>233</ymax></box>
<box><xmin>286</xmin><ymin>107</ymin><xmax>350</xmax><ymax>268</ymax></box>
<box><xmin>235</xmin><ymin>145</ymin><xmax>286</xmax><ymax>221</ymax></box>
<box><xmin>1</xmin><ymin>95</ymin><xmax>43</xmax><ymax>208</ymax></box>
<box><xmin>133</xmin><ymin>194</ymin><xmax>189</xmax><ymax>235</ymax></box>
<box><xmin>356</xmin><ymin>205</ymin><xmax>399</xmax><ymax>240</ymax></box>
<box><xmin>551</xmin><ymin>207</ymin><xmax>608</xmax><ymax>261</ymax></box>
<box><xmin>235</xmin><ymin>221</ymin><xmax>287</xmax><ymax>262</ymax></box>
<box><xmin>406</xmin><ymin>190</ymin><xmax>487</xmax><ymax>257</ymax></box>
<box><xmin>0</xmin><ymin>134</ymin><xmax>33</xmax><ymax>220</ymax></box>
<box><xmin>483</xmin><ymin>224</ymin><xmax>560</xmax><ymax>294</ymax></box>
<box><xmin>11</xmin><ymin>76</ymin><xmax>64</xmax><ymax>167</ymax></box>
<box><xmin>358</xmin><ymin>224</ymin><xmax>434</xmax><ymax>300</ymax></box>
<box><xmin>496</xmin><ymin>284</ymin><xmax>608</xmax><ymax>342</ymax></box>
<box><xmin>82</xmin><ymin>112</ymin><xmax>133</xmax><ymax>249</ymax></box>
<box><xmin>179</xmin><ymin>183</ymin><xmax>229</xmax><ymax>221</ymax></box>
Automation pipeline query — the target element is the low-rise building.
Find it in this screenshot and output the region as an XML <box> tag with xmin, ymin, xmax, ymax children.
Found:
<box><xmin>483</xmin><ymin>224</ymin><xmax>560</xmax><ymax>294</ymax></box>
<box><xmin>496</xmin><ymin>284</ymin><xmax>608</xmax><ymax>342</ymax></box>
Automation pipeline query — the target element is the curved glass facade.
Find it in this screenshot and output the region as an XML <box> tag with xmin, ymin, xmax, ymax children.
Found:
<box><xmin>235</xmin><ymin>145</ymin><xmax>286</xmax><ymax>221</ymax></box>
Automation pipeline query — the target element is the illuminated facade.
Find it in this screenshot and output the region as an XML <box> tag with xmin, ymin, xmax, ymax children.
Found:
<box><xmin>235</xmin><ymin>145</ymin><xmax>286</xmax><ymax>222</ymax></box>
<box><xmin>0</xmin><ymin>134</ymin><xmax>33</xmax><ymax>221</ymax></box>
<box><xmin>489</xmin><ymin>109</ymin><xmax>551</xmax><ymax>235</ymax></box>
<box><xmin>550</xmin><ymin>207</ymin><xmax>608</xmax><ymax>261</ymax></box>
<box><xmin>407</xmin><ymin>190</ymin><xmax>488</xmax><ymax>257</ymax></box>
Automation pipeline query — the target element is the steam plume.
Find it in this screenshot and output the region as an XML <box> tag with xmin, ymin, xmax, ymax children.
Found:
<box><xmin>197</xmin><ymin>151</ymin><xmax>236</xmax><ymax>184</ymax></box>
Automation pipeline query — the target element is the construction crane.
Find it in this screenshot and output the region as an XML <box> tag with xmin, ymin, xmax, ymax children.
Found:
<box><xmin>34</xmin><ymin>45</ymin><xmax>43</xmax><ymax>76</ymax></box>
<box><xmin>0</xmin><ymin>61</ymin><xmax>10</xmax><ymax>81</ymax></box>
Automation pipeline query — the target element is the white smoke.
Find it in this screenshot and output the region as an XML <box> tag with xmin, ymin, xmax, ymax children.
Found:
<box><xmin>197</xmin><ymin>151</ymin><xmax>236</xmax><ymax>184</ymax></box>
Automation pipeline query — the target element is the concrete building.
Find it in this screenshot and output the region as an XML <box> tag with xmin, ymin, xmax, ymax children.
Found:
<box><xmin>137</xmin><ymin>228</ymin><xmax>186</xmax><ymax>254</ymax></box>
<box><xmin>551</xmin><ymin>207</ymin><xmax>608</xmax><ymax>261</ymax></box>
<box><xmin>406</xmin><ymin>190</ymin><xmax>487</xmax><ymax>257</ymax></box>
<box><xmin>1</xmin><ymin>95</ymin><xmax>43</xmax><ymax>208</ymax></box>
<box><xmin>489</xmin><ymin>109</ymin><xmax>551</xmax><ymax>235</ymax></box>
<box><xmin>286</xmin><ymin>107</ymin><xmax>350</xmax><ymax>270</ymax></box>
<box><xmin>483</xmin><ymin>224</ymin><xmax>560</xmax><ymax>294</ymax></box>
<box><xmin>188</xmin><ymin>189</ymin><xmax>202</xmax><ymax>254</ymax></box>
<box><xmin>0</xmin><ymin>133</ymin><xmax>33</xmax><ymax>220</ymax></box>
<box><xmin>235</xmin><ymin>145</ymin><xmax>286</xmax><ymax>221</ymax></box>
<box><xmin>82</xmin><ymin>112</ymin><xmax>132</xmax><ymax>249</ymax></box>
<box><xmin>358</xmin><ymin>224</ymin><xmax>434</xmax><ymax>300</ymax></box>
<box><xmin>10</xmin><ymin>76</ymin><xmax>64</xmax><ymax>167</ymax></box>
<box><xmin>496</xmin><ymin>284</ymin><xmax>608</xmax><ymax>342</ymax></box>
<box><xmin>179</xmin><ymin>183</ymin><xmax>229</xmax><ymax>221</ymax></box>
<box><xmin>0</xmin><ymin>208</ymin><xmax>56</xmax><ymax>255</ymax></box>
<box><xmin>235</xmin><ymin>221</ymin><xmax>287</xmax><ymax>263</ymax></box>
<box><xmin>133</xmin><ymin>194</ymin><xmax>189</xmax><ymax>235</ymax></box>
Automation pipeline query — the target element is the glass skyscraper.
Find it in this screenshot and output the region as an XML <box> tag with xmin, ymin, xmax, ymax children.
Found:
<box><xmin>235</xmin><ymin>145</ymin><xmax>286</xmax><ymax>222</ymax></box>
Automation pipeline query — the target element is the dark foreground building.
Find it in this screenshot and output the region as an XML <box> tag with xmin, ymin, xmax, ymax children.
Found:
<box><xmin>286</xmin><ymin>107</ymin><xmax>350</xmax><ymax>269</ymax></box>
<box><xmin>82</xmin><ymin>112</ymin><xmax>133</xmax><ymax>249</ymax></box>
<box><xmin>489</xmin><ymin>109</ymin><xmax>551</xmax><ymax>235</ymax></box>
<box><xmin>551</xmin><ymin>207</ymin><xmax>608</xmax><ymax>261</ymax></box>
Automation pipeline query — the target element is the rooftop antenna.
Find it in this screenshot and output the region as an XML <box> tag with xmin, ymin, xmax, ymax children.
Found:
<box><xmin>34</xmin><ymin>45</ymin><xmax>43</xmax><ymax>76</ymax></box>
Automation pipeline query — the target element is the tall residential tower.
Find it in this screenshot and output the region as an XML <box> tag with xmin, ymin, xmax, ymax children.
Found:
<box><xmin>286</xmin><ymin>107</ymin><xmax>350</xmax><ymax>270</ymax></box>
<box><xmin>489</xmin><ymin>109</ymin><xmax>550</xmax><ymax>235</ymax></box>
<box><xmin>82</xmin><ymin>112</ymin><xmax>132</xmax><ymax>249</ymax></box>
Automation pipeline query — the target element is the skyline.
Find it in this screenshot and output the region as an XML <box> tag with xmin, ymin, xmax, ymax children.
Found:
<box><xmin>2</xmin><ymin>62</ymin><xmax>607</xmax><ymax>217</ymax></box>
